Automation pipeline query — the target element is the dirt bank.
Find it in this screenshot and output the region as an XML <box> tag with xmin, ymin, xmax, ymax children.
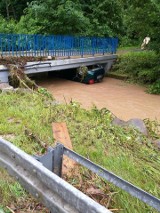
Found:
<box><xmin>38</xmin><ymin>77</ymin><xmax>160</xmax><ymax>121</ymax></box>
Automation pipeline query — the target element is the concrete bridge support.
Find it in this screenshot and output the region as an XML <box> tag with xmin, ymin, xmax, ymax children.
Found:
<box><xmin>103</xmin><ymin>60</ymin><xmax>115</xmax><ymax>73</ymax></box>
<box><xmin>0</xmin><ymin>66</ymin><xmax>9</xmax><ymax>83</ymax></box>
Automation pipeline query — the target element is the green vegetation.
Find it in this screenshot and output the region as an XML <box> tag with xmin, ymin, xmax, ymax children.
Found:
<box><xmin>0</xmin><ymin>1</ymin><xmax>160</xmax><ymax>211</ymax></box>
<box><xmin>0</xmin><ymin>90</ymin><xmax>159</xmax><ymax>212</ymax></box>
<box><xmin>0</xmin><ymin>15</ymin><xmax>16</xmax><ymax>33</ymax></box>
<box><xmin>112</xmin><ymin>51</ymin><xmax>160</xmax><ymax>94</ymax></box>
<box><xmin>148</xmin><ymin>80</ymin><xmax>160</xmax><ymax>95</ymax></box>
<box><xmin>0</xmin><ymin>0</ymin><xmax>122</xmax><ymax>37</ymax></box>
<box><xmin>0</xmin><ymin>0</ymin><xmax>159</xmax><ymax>48</ymax></box>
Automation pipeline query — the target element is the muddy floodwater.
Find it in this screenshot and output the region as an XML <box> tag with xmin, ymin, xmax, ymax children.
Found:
<box><xmin>38</xmin><ymin>77</ymin><xmax>160</xmax><ymax>121</ymax></box>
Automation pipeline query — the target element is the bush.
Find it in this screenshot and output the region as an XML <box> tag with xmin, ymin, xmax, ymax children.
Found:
<box><xmin>112</xmin><ymin>51</ymin><xmax>160</xmax><ymax>93</ymax></box>
<box><xmin>147</xmin><ymin>80</ymin><xmax>160</xmax><ymax>94</ymax></box>
<box><xmin>0</xmin><ymin>16</ymin><xmax>16</xmax><ymax>33</ymax></box>
<box><xmin>118</xmin><ymin>36</ymin><xmax>140</xmax><ymax>47</ymax></box>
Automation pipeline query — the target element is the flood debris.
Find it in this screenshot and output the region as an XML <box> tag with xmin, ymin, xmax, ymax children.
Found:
<box><xmin>0</xmin><ymin>56</ymin><xmax>48</xmax><ymax>90</ymax></box>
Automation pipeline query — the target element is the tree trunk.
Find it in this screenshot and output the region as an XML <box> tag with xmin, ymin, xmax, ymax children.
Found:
<box><xmin>11</xmin><ymin>3</ymin><xmax>16</xmax><ymax>20</ymax></box>
<box><xmin>5</xmin><ymin>0</ymin><xmax>10</xmax><ymax>20</ymax></box>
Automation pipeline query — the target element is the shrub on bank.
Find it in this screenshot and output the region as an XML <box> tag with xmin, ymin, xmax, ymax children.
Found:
<box><xmin>148</xmin><ymin>80</ymin><xmax>160</xmax><ymax>94</ymax></box>
<box><xmin>112</xmin><ymin>51</ymin><xmax>160</xmax><ymax>94</ymax></box>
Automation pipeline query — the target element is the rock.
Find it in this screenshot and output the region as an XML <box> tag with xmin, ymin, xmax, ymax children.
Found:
<box><xmin>0</xmin><ymin>83</ymin><xmax>13</xmax><ymax>93</ymax></box>
<box><xmin>51</xmin><ymin>100</ymin><xmax>61</xmax><ymax>105</ymax></box>
<box><xmin>44</xmin><ymin>100</ymin><xmax>61</xmax><ymax>108</ymax></box>
<box><xmin>112</xmin><ymin>117</ymin><xmax>126</xmax><ymax>126</ymax></box>
<box><xmin>0</xmin><ymin>83</ymin><xmax>12</xmax><ymax>89</ymax></box>
<box><xmin>14</xmin><ymin>88</ymin><xmax>33</xmax><ymax>94</ymax></box>
<box><xmin>153</xmin><ymin>139</ymin><xmax>160</xmax><ymax>150</ymax></box>
<box><xmin>112</xmin><ymin>117</ymin><xmax>148</xmax><ymax>136</ymax></box>
<box><xmin>125</xmin><ymin>118</ymin><xmax>148</xmax><ymax>136</ymax></box>
<box><xmin>47</xmin><ymin>55</ymin><xmax>52</xmax><ymax>60</ymax></box>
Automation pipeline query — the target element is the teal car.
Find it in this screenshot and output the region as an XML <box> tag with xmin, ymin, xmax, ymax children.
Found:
<box><xmin>74</xmin><ymin>65</ymin><xmax>105</xmax><ymax>84</ymax></box>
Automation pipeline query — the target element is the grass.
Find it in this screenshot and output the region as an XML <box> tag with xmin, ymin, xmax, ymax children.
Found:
<box><xmin>117</xmin><ymin>45</ymin><xmax>140</xmax><ymax>51</ymax></box>
<box><xmin>0</xmin><ymin>89</ymin><xmax>159</xmax><ymax>212</ymax></box>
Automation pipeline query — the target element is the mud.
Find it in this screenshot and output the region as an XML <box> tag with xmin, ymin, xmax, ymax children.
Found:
<box><xmin>38</xmin><ymin>77</ymin><xmax>160</xmax><ymax>121</ymax></box>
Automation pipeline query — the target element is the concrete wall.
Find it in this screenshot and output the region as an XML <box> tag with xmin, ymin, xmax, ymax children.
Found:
<box><xmin>0</xmin><ymin>66</ymin><xmax>9</xmax><ymax>83</ymax></box>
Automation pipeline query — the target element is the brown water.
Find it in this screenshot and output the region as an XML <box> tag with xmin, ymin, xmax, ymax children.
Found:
<box><xmin>38</xmin><ymin>77</ymin><xmax>160</xmax><ymax>121</ymax></box>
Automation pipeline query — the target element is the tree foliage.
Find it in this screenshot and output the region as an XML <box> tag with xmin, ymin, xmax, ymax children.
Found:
<box><xmin>0</xmin><ymin>15</ymin><xmax>16</xmax><ymax>33</ymax></box>
<box><xmin>17</xmin><ymin>0</ymin><xmax>91</xmax><ymax>35</ymax></box>
<box><xmin>0</xmin><ymin>0</ymin><xmax>160</xmax><ymax>52</ymax></box>
<box><xmin>0</xmin><ymin>0</ymin><xmax>123</xmax><ymax>37</ymax></box>
<box><xmin>79</xmin><ymin>0</ymin><xmax>123</xmax><ymax>36</ymax></box>
<box><xmin>123</xmin><ymin>0</ymin><xmax>156</xmax><ymax>38</ymax></box>
<box><xmin>121</xmin><ymin>0</ymin><xmax>160</xmax><ymax>50</ymax></box>
<box><xmin>0</xmin><ymin>0</ymin><xmax>32</xmax><ymax>20</ymax></box>
<box><xmin>17</xmin><ymin>0</ymin><xmax>122</xmax><ymax>36</ymax></box>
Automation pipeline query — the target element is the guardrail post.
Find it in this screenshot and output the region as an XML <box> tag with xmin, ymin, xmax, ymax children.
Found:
<box><xmin>102</xmin><ymin>38</ymin><xmax>105</xmax><ymax>55</ymax></box>
<box><xmin>80</xmin><ymin>37</ymin><xmax>84</xmax><ymax>58</ymax></box>
<box><xmin>34</xmin><ymin>148</ymin><xmax>54</xmax><ymax>172</ymax></box>
<box><xmin>92</xmin><ymin>37</ymin><xmax>95</xmax><ymax>56</ymax></box>
<box><xmin>53</xmin><ymin>143</ymin><xmax>64</xmax><ymax>177</ymax></box>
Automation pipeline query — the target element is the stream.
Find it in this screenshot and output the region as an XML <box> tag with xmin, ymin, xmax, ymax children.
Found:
<box><xmin>38</xmin><ymin>77</ymin><xmax>160</xmax><ymax>121</ymax></box>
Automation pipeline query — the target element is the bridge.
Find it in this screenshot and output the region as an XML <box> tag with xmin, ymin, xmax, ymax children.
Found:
<box><xmin>0</xmin><ymin>55</ymin><xmax>117</xmax><ymax>83</ymax></box>
<box><xmin>0</xmin><ymin>33</ymin><xmax>118</xmax><ymax>83</ymax></box>
<box><xmin>25</xmin><ymin>55</ymin><xmax>117</xmax><ymax>74</ymax></box>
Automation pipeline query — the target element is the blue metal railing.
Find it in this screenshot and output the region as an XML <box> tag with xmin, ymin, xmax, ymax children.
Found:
<box><xmin>0</xmin><ymin>33</ymin><xmax>118</xmax><ymax>57</ymax></box>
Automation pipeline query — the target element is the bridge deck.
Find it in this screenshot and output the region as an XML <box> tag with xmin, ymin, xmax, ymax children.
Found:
<box><xmin>25</xmin><ymin>55</ymin><xmax>117</xmax><ymax>74</ymax></box>
<box><xmin>0</xmin><ymin>55</ymin><xmax>117</xmax><ymax>74</ymax></box>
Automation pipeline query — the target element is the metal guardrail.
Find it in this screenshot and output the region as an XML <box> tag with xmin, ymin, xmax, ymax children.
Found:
<box><xmin>0</xmin><ymin>138</ymin><xmax>110</xmax><ymax>213</ymax></box>
<box><xmin>62</xmin><ymin>146</ymin><xmax>160</xmax><ymax>211</ymax></box>
<box><xmin>0</xmin><ymin>33</ymin><xmax>118</xmax><ymax>57</ymax></box>
<box><xmin>37</xmin><ymin>143</ymin><xmax>160</xmax><ymax>212</ymax></box>
<box><xmin>0</xmin><ymin>138</ymin><xmax>160</xmax><ymax>212</ymax></box>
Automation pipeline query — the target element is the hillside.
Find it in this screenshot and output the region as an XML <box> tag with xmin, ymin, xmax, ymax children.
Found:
<box><xmin>0</xmin><ymin>89</ymin><xmax>159</xmax><ymax>212</ymax></box>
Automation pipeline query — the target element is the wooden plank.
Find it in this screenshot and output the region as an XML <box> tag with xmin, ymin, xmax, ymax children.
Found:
<box><xmin>52</xmin><ymin>122</ymin><xmax>75</xmax><ymax>175</ymax></box>
<box><xmin>52</xmin><ymin>122</ymin><xmax>73</xmax><ymax>149</ymax></box>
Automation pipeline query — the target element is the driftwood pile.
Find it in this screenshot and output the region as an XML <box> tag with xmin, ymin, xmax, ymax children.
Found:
<box><xmin>0</xmin><ymin>56</ymin><xmax>47</xmax><ymax>90</ymax></box>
